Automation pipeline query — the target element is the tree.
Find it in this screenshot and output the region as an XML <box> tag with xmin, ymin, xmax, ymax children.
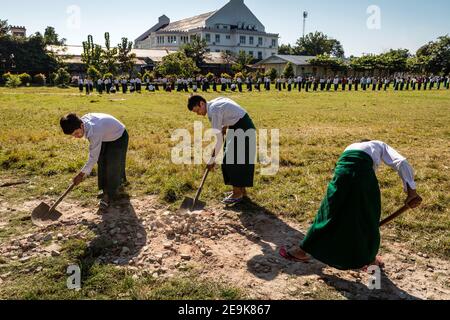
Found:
<box><xmin>309</xmin><ymin>54</ymin><xmax>347</xmax><ymax>74</ymax></box>
<box><xmin>294</xmin><ymin>32</ymin><xmax>344</xmax><ymax>58</ymax></box>
<box><xmin>0</xmin><ymin>32</ymin><xmax>58</xmax><ymax>75</ymax></box>
<box><xmin>43</xmin><ymin>26</ymin><xmax>66</xmax><ymax>45</ymax></box>
<box><xmin>87</xmin><ymin>66</ymin><xmax>101</xmax><ymax>80</ymax></box>
<box><xmin>102</xmin><ymin>32</ymin><xmax>118</xmax><ymax>75</ymax></box>
<box><xmin>416</xmin><ymin>35</ymin><xmax>450</xmax><ymax>75</ymax></box>
<box><xmin>407</xmin><ymin>55</ymin><xmax>430</xmax><ymax>74</ymax></box>
<box><xmin>378</xmin><ymin>49</ymin><xmax>410</xmax><ymax>74</ymax></box>
<box><xmin>282</xmin><ymin>62</ymin><xmax>295</xmax><ymax>78</ymax></box>
<box><xmin>181</xmin><ymin>35</ymin><xmax>208</xmax><ymax>68</ymax></box>
<box><xmin>117</xmin><ymin>37</ymin><xmax>136</xmax><ymax>75</ymax></box>
<box><xmin>156</xmin><ymin>51</ymin><xmax>199</xmax><ymax>78</ymax></box>
<box><xmin>266</xmin><ymin>68</ymin><xmax>277</xmax><ymax>81</ymax></box>
<box><xmin>278</xmin><ymin>44</ymin><xmax>294</xmax><ymax>55</ymax></box>
<box><xmin>82</xmin><ymin>35</ymin><xmax>104</xmax><ymax>72</ymax></box>
<box><xmin>0</xmin><ymin>19</ymin><xmax>9</xmax><ymax>36</ymax></box>
<box><xmin>349</xmin><ymin>54</ymin><xmax>379</xmax><ymax>73</ymax></box>
<box><xmin>54</xmin><ymin>67</ymin><xmax>70</xmax><ymax>87</ymax></box>
<box><xmin>232</xmin><ymin>51</ymin><xmax>254</xmax><ymax>73</ymax></box>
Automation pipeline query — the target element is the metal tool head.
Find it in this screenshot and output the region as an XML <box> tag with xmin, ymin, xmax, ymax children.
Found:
<box><xmin>31</xmin><ymin>202</ymin><xmax>63</xmax><ymax>227</ymax></box>
<box><xmin>180</xmin><ymin>197</ymin><xmax>206</xmax><ymax>212</ymax></box>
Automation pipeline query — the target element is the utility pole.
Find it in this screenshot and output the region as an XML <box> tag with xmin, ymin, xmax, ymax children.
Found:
<box><xmin>303</xmin><ymin>11</ymin><xmax>308</xmax><ymax>39</ymax></box>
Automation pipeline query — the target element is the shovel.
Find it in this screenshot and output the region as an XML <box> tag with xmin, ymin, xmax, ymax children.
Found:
<box><xmin>180</xmin><ymin>167</ymin><xmax>210</xmax><ymax>212</ymax></box>
<box><xmin>380</xmin><ymin>205</ymin><xmax>410</xmax><ymax>227</ymax></box>
<box><xmin>31</xmin><ymin>183</ymin><xmax>76</xmax><ymax>227</ymax></box>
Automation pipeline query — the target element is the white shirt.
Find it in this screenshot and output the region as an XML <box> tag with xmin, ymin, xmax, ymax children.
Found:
<box><xmin>207</xmin><ymin>97</ymin><xmax>247</xmax><ymax>131</ymax></box>
<box><xmin>81</xmin><ymin>113</ymin><xmax>126</xmax><ymax>176</ymax></box>
<box><xmin>207</xmin><ymin>97</ymin><xmax>248</xmax><ymax>164</ymax></box>
<box><xmin>345</xmin><ymin>141</ymin><xmax>416</xmax><ymax>192</ymax></box>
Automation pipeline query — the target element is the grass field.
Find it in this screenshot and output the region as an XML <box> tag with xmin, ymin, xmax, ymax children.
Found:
<box><xmin>0</xmin><ymin>86</ymin><xmax>449</xmax><ymax>299</ymax></box>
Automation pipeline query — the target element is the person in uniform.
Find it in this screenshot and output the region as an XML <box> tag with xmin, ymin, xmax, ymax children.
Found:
<box><xmin>280</xmin><ymin>140</ymin><xmax>422</xmax><ymax>270</ymax></box>
<box><xmin>78</xmin><ymin>78</ymin><xmax>84</xmax><ymax>93</ymax></box>
<box><xmin>188</xmin><ymin>96</ymin><xmax>256</xmax><ymax>204</ymax></box>
<box><xmin>97</xmin><ymin>78</ymin><xmax>104</xmax><ymax>94</ymax></box>
<box><xmin>60</xmin><ymin>113</ymin><xmax>129</xmax><ymax>210</ymax></box>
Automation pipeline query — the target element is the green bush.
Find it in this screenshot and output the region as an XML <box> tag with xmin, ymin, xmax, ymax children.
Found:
<box><xmin>19</xmin><ymin>73</ymin><xmax>32</xmax><ymax>85</ymax></box>
<box><xmin>33</xmin><ymin>74</ymin><xmax>46</xmax><ymax>85</ymax></box>
<box><xmin>234</xmin><ymin>72</ymin><xmax>244</xmax><ymax>80</ymax></box>
<box><xmin>221</xmin><ymin>73</ymin><xmax>231</xmax><ymax>79</ymax></box>
<box><xmin>104</xmin><ymin>72</ymin><xmax>113</xmax><ymax>80</ymax></box>
<box><xmin>266</xmin><ymin>68</ymin><xmax>278</xmax><ymax>81</ymax></box>
<box><xmin>5</xmin><ymin>74</ymin><xmax>21</xmax><ymax>88</ymax></box>
<box><xmin>142</xmin><ymin>71</ymin><xmax>154</xmax><ymax>82</ymax></box>
<box><xmin>2</xmin><ymin>72</ymin><xmax>13</xmax><ymax>84</ymax></box>
<box><xmin>54</xmin><ymin>68</ymin><xmax>71</xmax><ymax>87</ymax></box>
<box><xmin>205</xmin><ymin>72</ymin><xmax>215</xmax><ymax>81</ymax></box>
<box><xmin>87</xmin><ymin>66</ymin><xmax>101</xmax><ymax>80</ymax></box>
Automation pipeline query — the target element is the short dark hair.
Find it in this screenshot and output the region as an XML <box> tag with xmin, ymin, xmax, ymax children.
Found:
<box><xmin>360</xmin><ymin>139</ymin><xmax>372</xmax><ymax>143</ymax></box>
<box><xmin>187</xmin><ymin>95</ymin><xmax>206</xmax><ymax>111</ymax></box>
<box><xmin>60</xmin><ymin>113</ymin><xmax>83</xmax><ymax>135</ymax></box>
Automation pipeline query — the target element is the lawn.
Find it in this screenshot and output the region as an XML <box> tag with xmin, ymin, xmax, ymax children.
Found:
<box><xmin>0</xmin><ymin>86</ymin><xmax>449</xmax><ymax>299</ymax></box>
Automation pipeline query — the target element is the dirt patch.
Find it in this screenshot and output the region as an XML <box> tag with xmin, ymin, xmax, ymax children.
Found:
<box><xmin>1</xmin><ymin>196</ymin><xmax>448</xmax><ymax>300</ymax></box>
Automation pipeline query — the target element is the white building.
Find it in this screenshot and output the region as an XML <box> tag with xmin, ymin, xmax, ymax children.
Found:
<box><xmin>134</xmin><ymin>0</ymin><xmax>279</xmax><ymax>60</ymax></box>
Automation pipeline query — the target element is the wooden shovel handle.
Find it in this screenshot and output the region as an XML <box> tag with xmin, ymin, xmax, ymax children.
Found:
<box><xmin>192</xmin><ymin>168</ymin><xmax>210</xmax><ymax>206</ymax></box>
<box><xmin>380</xmin><ymin>205</ymin><xmax>410</xmax><ymax>227</ymax></box>
<box><xmin>49</xmin><ymin>183</ymin><xmax>76</xmax><ymax>213</ymax></box>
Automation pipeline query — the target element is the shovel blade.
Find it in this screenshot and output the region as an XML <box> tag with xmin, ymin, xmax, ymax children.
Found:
<box><xmin>31</xmin><ymin>202</ymin><xmax>63</xmax><ymax>227</ymax></box>
<box><xmin>180</xmin><ymin>197</ymin><xmax>206</xmax><ymax>212</ymax></box>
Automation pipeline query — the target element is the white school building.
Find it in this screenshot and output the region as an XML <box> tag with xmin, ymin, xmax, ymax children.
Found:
<box><xmin>134</xmin><ymin>0</ymin><xmax>279</xmax><ymax>60</ymax></box>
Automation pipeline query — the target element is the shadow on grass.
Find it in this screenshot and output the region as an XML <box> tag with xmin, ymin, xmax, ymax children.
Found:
<box><xmin>227</xmin><ymin>198</ymin><xmax>420</xmax><ymax>300</ymax></box>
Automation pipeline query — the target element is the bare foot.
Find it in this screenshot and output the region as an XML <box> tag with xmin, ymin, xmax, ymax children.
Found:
<box><xmin>362</xmin><ymin>256</ymin><xmax>385</xmax><ymax>272</ymax></box>
<box><xmin>280</xmin><ymin>246</ymin><xmax>310</xmax><ymax>263</ymax></box>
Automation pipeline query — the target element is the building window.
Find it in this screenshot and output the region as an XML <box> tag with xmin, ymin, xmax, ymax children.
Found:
<box><xmin>249</xmin><ymin>37</ymin><xmax>254</xmax><ymax>45</ymax></box>
<box><xmin>249</xmin><ymin>51</ymin><xmax>254</xmax><ymax>57</ymax></box>
<box><xmin>258</xmin><ymin>37</ymin><xmax>263</xmax><ymax>46</ymax></box>
<box><xmin>180</xmin><ymin>36</ymin><xmax>188</xmax><ymax>44</ymax></box>
<box><xmin>240</xmin><ymin>36</ymin><xmax>246</xmax><ymax>45</ymax></box>
<box><xmin>167</xmin><ymin>36</ymin><xmax>177</xmax><ymax>44</ymax></box>
<box><xmin>258</xmin><ymin>52</ymin><xmax>263</xmax><ymax>60</ymax></box>
<box><xmin>215</xmin><ymin>34</ymin><xmax>220</xmax><ymax>43</ymax></box>
<box><xmin>272</xmin><ymin>39</ymin><xmax>277</xmax><ymax>47</ymax></box>
<box><xmin>216</xmin><ymin>50</ymin><xmax>220</xmax><ymax>52</ymax></box>
<box><xmin>205</xmin><ymin>34</ymin><xmax>211</xmax><ymax>42</ymax></box>
<box><xmin>206</xmin><ymin>48</ymin><xmax>211</xmax><ymax>53</ymax></box>
<box><xmin>223</xmin><ymin>25</ymin><xmax>228</xmax><ymax>29</ymax></box>
<box><xmin>157</xmin><ymin>36</ymin><xmax>165</xmax><ymax>44</ymax></box>
<box><xmin>226</xmin><ymin>35</ymin><xmax>231</xmax><ymax>40</ymax></box>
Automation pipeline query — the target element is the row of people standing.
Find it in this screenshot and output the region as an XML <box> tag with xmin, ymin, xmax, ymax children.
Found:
<box><xmin>78</xmin><ymin>75</ymin><xmax>450</xmax><ymax>95</ymax></box>
<box><xmin>274</xmin><ymin>75</ymin><xmax>450</xmax><ymax>92</ymax></box>
<box><xmin>78</xmin><ymin>78</ymin><xmax>144</xmax><ymax>95</ymax></box>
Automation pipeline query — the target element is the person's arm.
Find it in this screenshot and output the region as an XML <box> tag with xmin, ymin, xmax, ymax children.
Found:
<box><xmin>208</xmin><ymin>112</ymin><xmax>224</xmax><ymax>170</ymax></box>
<box><xmin>381</xmin><ymin>143</ymin><xmax>422</xmax><ymax>208</ymax></box>
<box><xmin>77</xmin><ymin>135</ymin><xmax>103</xmax><ymax>184</ymax></box>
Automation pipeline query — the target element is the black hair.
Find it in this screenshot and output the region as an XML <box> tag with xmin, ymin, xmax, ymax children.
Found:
<box><xmin>187</xmin><ymin>95</ymin><xmax>206</xmax><ymax>111</ymax></box>
<box><xmin>360</xmin><ymin>139</ymin><xmax>372</xmax><ymax>143</ymax></box>
<box><xmin>60</xmin><ymin>113</ymin><xmax>83</xmax><ymax>135</ymax></box>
